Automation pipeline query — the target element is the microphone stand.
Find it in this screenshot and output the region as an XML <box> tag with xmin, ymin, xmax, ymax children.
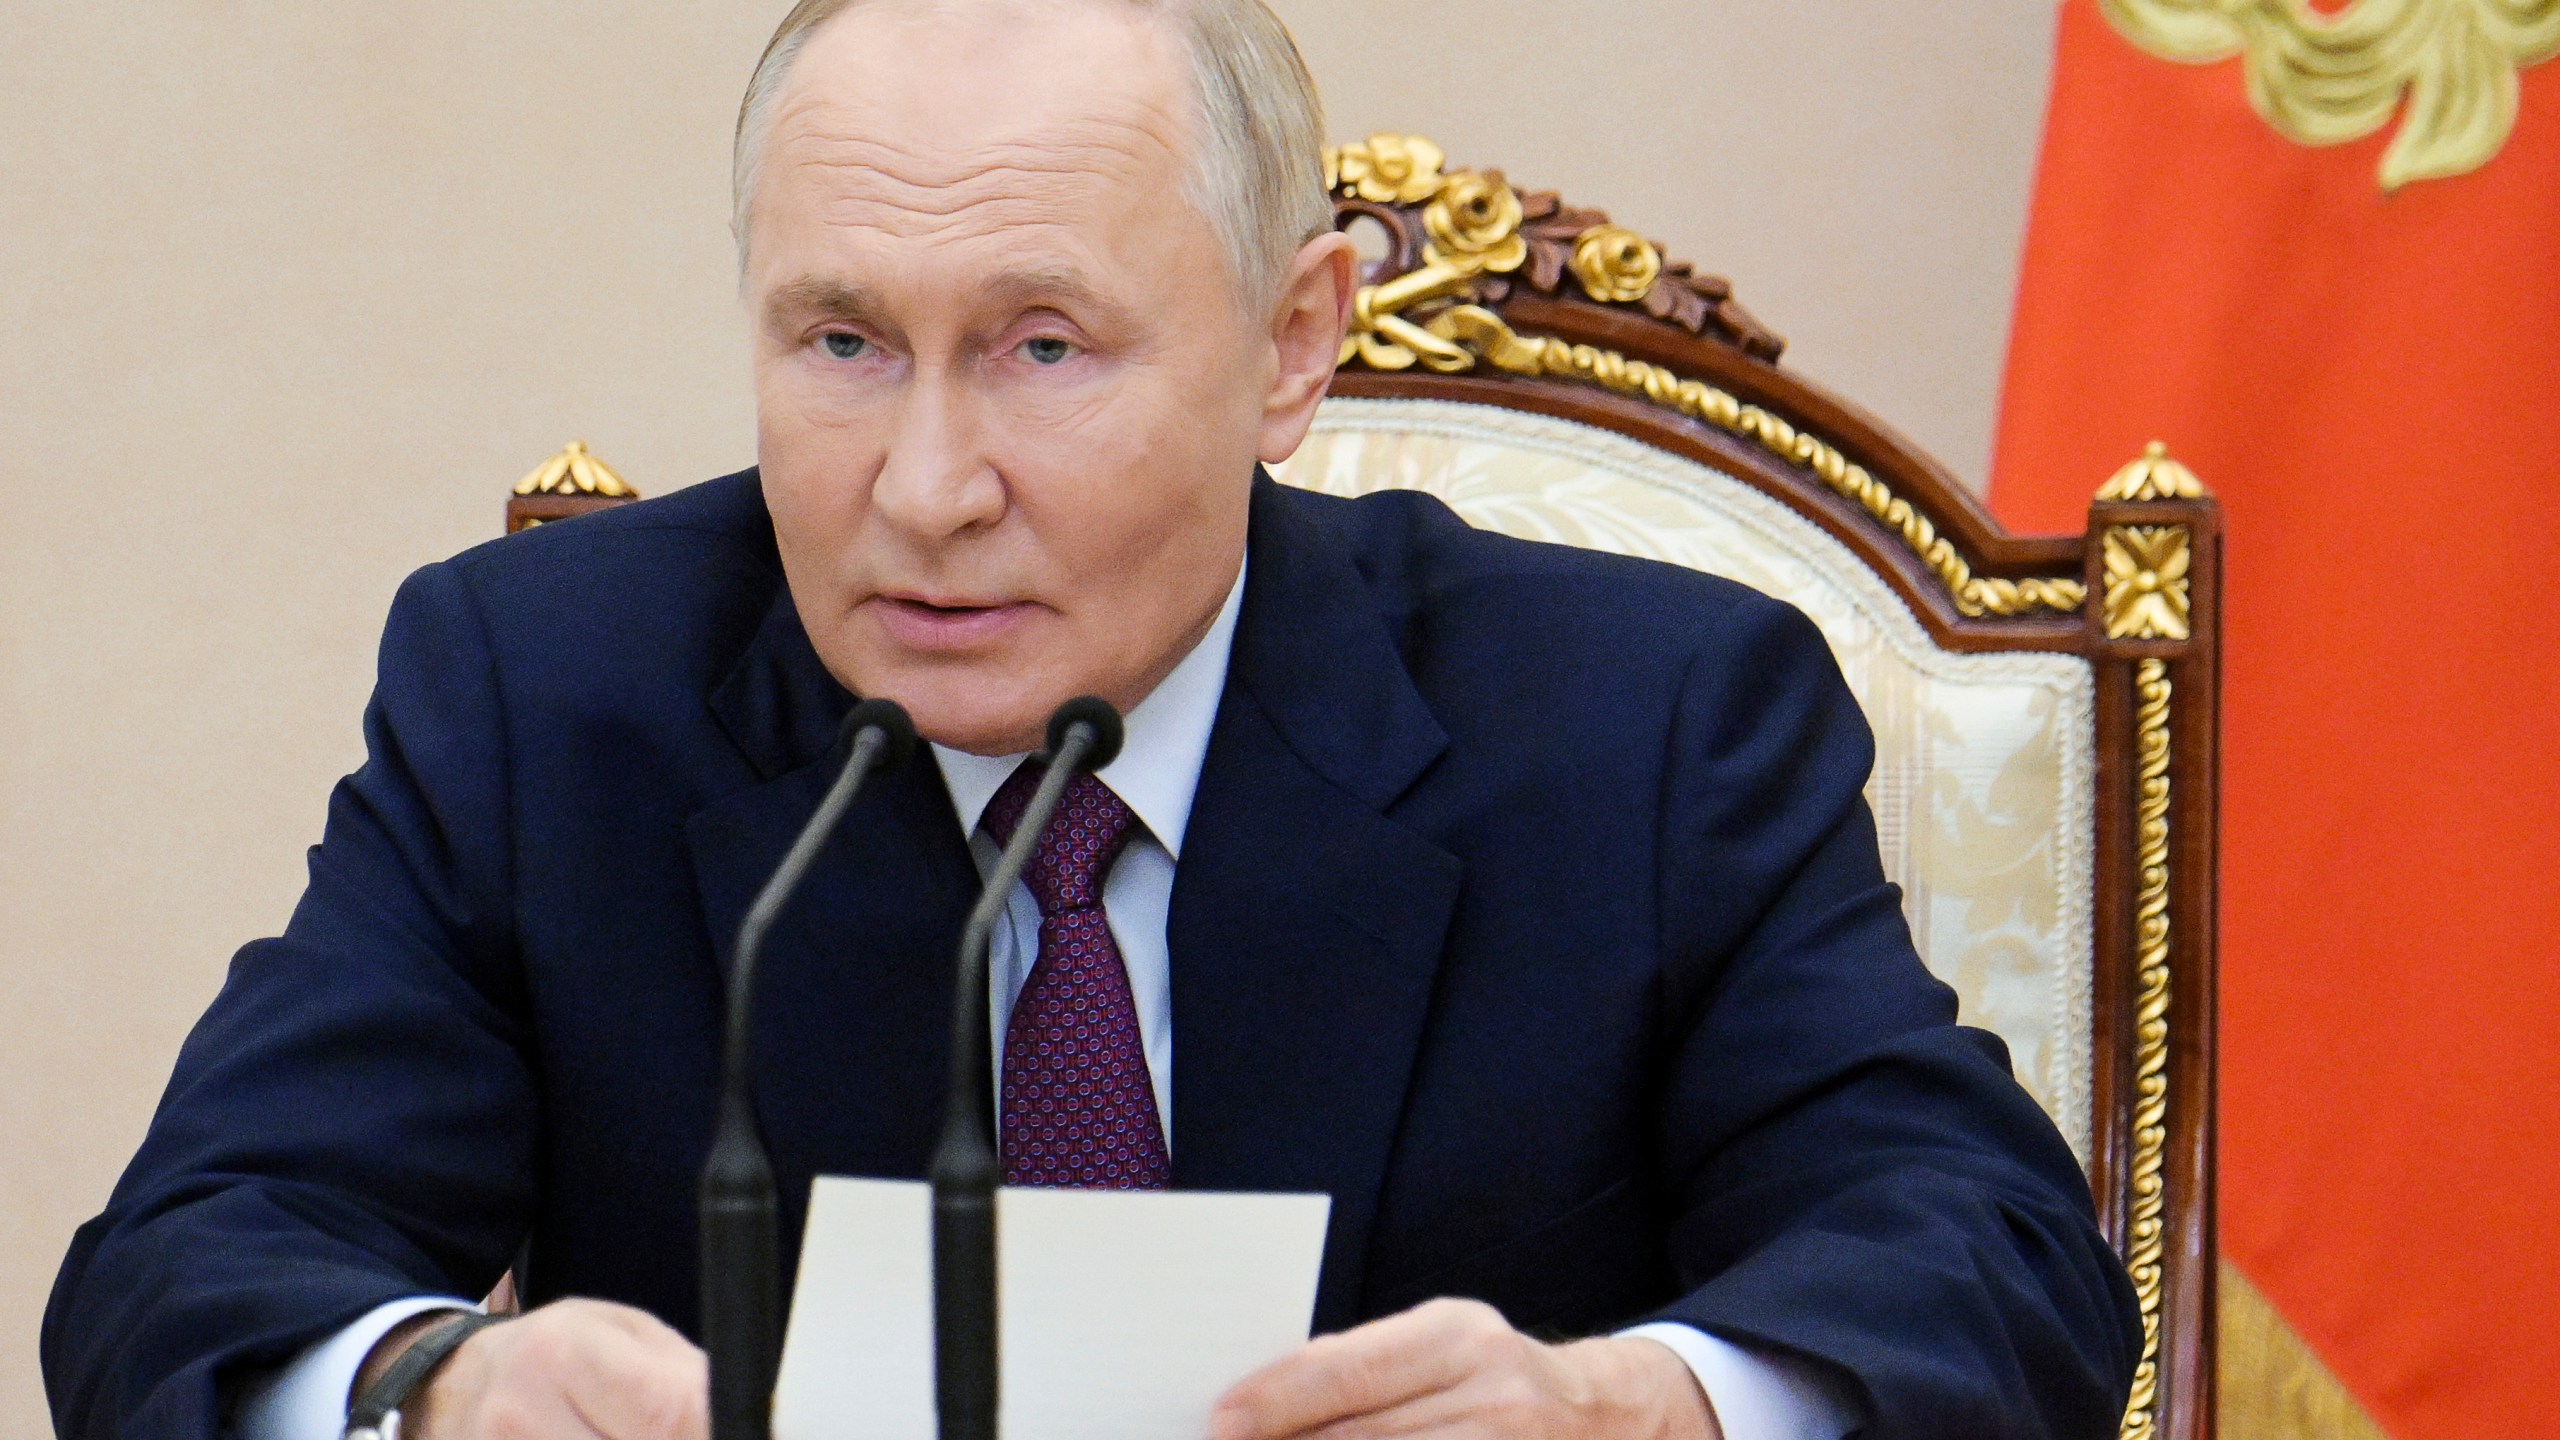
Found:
<box><xmin>701</xmin><ymin>698</ymin><xmax>917</xmax><ymax>1440</ymax></box>
<box><xmin>930</xmin><ymin>696</ymin><xmax>1126</xmax><ymax>1440</ymax></box>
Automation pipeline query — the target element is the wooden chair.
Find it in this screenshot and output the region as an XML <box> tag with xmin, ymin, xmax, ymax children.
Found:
<box><xmin>1288</xmin><ymin>133</ymin><xmax>2219</xmax><ymax>1440</ymax></box>
<box><xmin>501</xmin><ymin>132</ymin><xmax>2222</xmax><ymax>1440</ymax></box>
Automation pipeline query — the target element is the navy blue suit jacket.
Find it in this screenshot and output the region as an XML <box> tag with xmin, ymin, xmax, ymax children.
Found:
<box><xmin>46</xmin><ymin>471</ymin><xmax>2138</xmax><ymax>1438</ymax></box>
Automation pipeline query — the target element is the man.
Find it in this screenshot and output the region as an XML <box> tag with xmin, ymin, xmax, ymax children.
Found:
<box><xmin>44</xmin><ymin>1</ymin><xmax>2139</xmax><ymax>1437</ymax></box>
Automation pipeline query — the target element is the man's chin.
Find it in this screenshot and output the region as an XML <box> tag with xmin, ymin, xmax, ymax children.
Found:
<box><xmin>880</xmin><ymin>684</ymin><xmax>1055</xmax><ymax>758</ymax></box>
<box><xmin>820</xmin><ymin>629</ymin><xmax>1059</xmax><ymax>757</ymax></box>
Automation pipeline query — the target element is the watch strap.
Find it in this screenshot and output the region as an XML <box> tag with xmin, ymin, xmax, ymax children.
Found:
<box><xmin>344</xmin><ymin>1309</ymin><xmax>506</xmax><ymax>1439</ymax></box>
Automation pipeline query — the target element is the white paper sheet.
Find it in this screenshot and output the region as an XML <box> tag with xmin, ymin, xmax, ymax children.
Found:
<box><xmin>775</xmin><ymin>1177</ymin><xmax>1332</xmax><ymax>1440</ymax></box>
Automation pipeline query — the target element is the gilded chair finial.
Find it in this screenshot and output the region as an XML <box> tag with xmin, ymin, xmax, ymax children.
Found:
<box><xmin>2096</xmin><ymin>441</ymin><xmax>2210</xmax><ymax>503</ymax></box>
<box><xmin>514</xmin><ymin>440</ymin><xmax>635</xmax><ymax>498</ymax></box>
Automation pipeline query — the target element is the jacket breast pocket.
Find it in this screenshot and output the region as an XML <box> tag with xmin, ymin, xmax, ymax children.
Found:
<box><xmin>1365</xmin><ymin>1177</ymin><xmax>1667</xmax><ymax>1337</ymax></box>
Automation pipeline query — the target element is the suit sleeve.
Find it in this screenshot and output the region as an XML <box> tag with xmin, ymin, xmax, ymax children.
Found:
<box><xmin>1641</xmin><ymin>592</ymin><xmax>2141</xmax><ymax>1440</ymax></box>
<box><xmin>41</xmin><ymin>560</ymin><xmax>539</xmax><ymax>1440</ymax></box>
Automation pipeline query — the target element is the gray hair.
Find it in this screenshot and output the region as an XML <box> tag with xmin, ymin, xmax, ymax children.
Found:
<box><xmin>732</xmin><ymin>0</ymin><xmax>1333</xmax><ymax>309</ymax></box>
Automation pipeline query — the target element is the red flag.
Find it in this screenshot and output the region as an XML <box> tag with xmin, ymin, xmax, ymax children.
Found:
<box><xmin>1991</xmin><ymin>5</ymin><xmax>2560</xmax><ymax>1436</ymax></box>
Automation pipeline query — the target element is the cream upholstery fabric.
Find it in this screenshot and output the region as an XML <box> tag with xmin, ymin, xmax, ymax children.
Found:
<box><xmin>1274</xmin><ymin>398</ymin><xmax>2097</xmax><ymax>1162</ymax></box>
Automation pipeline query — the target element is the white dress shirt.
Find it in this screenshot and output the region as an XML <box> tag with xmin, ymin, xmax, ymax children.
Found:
<box><xmin>239</xmin><ymin>558</ymin><xmax>1853</xmax><ymax>1440</ymax></box>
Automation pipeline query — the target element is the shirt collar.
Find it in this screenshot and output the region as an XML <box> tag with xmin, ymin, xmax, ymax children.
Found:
<box><xmin>931</xmin><ymin>555</ymin><xmax>1245</xmax><ymax>860</ymax></box>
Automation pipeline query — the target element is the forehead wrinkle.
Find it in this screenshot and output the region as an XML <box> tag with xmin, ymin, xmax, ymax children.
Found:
<box><xmin>803</xmin><ymin>196</ymin><xmax>1112</xmax><ymax>252</ymax></box>
<box><xmin>788</xmin><ymin>159</ymin><xmax>1147</xmax><ymax>223</ymax></box>
<box><xmin>774</xmin><ymin>113</ymin><xmax>1188</xmax><ymax>193</ymax></box>
<box><xmin>772</xmin><ymin>139</ymin><xmax>1194</xmax><ymax>252</ymax></box>
<box><xmin>764</xmin><ymin>143</ymin><xmax>1187</xmax><ymax>252</ymax></box>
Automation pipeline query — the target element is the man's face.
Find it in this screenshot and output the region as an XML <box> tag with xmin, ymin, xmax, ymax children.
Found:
<box><xmin>745</xmin><ymin>0</ymin><xmax>1295</xmax><ymax>755</ymax></box>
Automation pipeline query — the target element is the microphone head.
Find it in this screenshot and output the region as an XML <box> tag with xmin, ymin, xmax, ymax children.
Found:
<box><xmin>839</xmin><ymin>698</ymin><xmax>919</xmax><ymax>771</ymax></box>
<box><xmin>1044</xmin><ymin>696</ymin><xmax>1124</xmax><ymax>773</ymax></box>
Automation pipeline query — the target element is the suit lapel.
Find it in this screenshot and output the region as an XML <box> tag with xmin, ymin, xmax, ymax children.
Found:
<box><xmin>686</xmin><ymin>587</ymin><xmax>978</xmax><ymax>1217</ymax></box>
<box><xmin>1170</xmin><ymin>475</ymin><xmax>1461</xmax><ymax>1332</ymax></box>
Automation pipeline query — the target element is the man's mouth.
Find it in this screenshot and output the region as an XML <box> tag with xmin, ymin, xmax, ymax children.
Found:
<box><xmin>867</xmin><ymin>592</ymin><xmax>1037</xmax><ymax>651</ymax></box>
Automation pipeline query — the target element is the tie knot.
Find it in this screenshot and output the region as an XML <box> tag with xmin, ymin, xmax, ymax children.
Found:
<box><xmin>981</xmin><ymin>764</ymin><xmax>1139</xmax><ymax>916</ymax></box>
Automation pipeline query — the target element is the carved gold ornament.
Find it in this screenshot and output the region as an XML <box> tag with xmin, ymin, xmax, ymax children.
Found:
<box><xmin>1329</xmin><ymin>136</ymin><xmax>1763</xmax><ymax>361</ymax></box>
<box><xmin>1570</xmin><ymin>225</ymin><xmax>1665</xmax><ymax>304</ymax></box>
<box><xmin>1423</xmin><ymin>173</ymin><xmax>1529</xmax><ymax>273</ymax></box>
<box><xmin>1427</xmin><ymin>307</ymin><xmax>2090</xmax><ymax>618</ymax></box>
<box><xmin>1344</xmin><ymin>262</ymin><xmax>1484</xmax><ymax>374</ymax></box>
<box><xmin>2102</xmin><ymin>0</ymin><xmax>2560</xmax><ymax>189</ymax></box>
<box><xmin>2118</xmin><ymin>657</ymin><xmax>2176</xmax><ymax>1440</ymax></box>
<box><xmin>1328</xmin><ymin>135</ymin><xmax>2080</xmax><ymax>618</ymax></box>
<box><xmin>1325</xmin><ymin>133</ymin><xmax>1446</xmax><ymax>204</ymax></box>
<box><xmin>2098</xmin><ymin>441</ymin><xmax>2209</xmax><ymax>502</ymax></box>
<box><xmin>2104</xmin><ymin>526</ymin><xmax>2196</xmax><ymax>640</ymax></box>
<box><xmin>1335</xmin><ymin>162</ymin><xmax>1532</xmax><ymax>374</ymax></box>
<box><xmin>512</xmin><ymin>440</ymin><xmax>633</xmax><ymax>498</ymax></box>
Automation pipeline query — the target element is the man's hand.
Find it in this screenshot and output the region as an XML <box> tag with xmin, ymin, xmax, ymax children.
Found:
<box><xmin>356</xmin><ymin>1299</ymin><xmax>707</xmax><ymax>1439</ymax></box>
<box><xmin>1210</xmin><ymin>1298</ymin><xmax>1722</xmax><ymax>1440</ymax></box>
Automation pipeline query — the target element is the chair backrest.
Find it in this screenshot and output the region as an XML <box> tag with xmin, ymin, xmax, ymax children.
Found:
<box><xmin>1285</xmin><ymin>134</ymin><xmax>2221</xmax><ymax>1440</ymax></box>
<box><xmin>504</xmin><ymin>139</ymin><xmax>2223</xmax><ymax>1439</ymax></box>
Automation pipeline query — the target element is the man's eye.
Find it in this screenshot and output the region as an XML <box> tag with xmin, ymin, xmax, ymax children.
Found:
<box><xmin>820</xmin><ymin>333</ymin><xmax>867</xmax><ymax>360</ymax></box>
<box><xmin>1020</xmin><ymin>337</ymin><xmax>1075</xmax><ymax>366</ymax></box>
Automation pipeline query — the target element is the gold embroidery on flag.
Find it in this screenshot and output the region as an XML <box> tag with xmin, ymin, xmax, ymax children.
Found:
<box><xmin>2220</xmin><ymin>1259</ymin><xmax>2394</xmax><ymax>1440</ymax></box>
<box><xmin>2102</xmin><ymin>0</ymin><xmax>2560</xmax><ymax>190</ymax></box>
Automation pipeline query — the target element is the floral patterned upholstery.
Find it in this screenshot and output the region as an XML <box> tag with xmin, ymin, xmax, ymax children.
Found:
<box><xmin>1273</xmin><ymin>398</ymin><xmax>2097</xmax><ymax>1162</ymax></box>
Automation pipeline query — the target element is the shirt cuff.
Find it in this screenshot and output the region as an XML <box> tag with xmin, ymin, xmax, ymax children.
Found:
<box><xmin>1617</xmin><ymin>1322</ymin><xmax>1863</xmax><ymax>1440</ymax></box>
<box><xmin>233</xmin><ymin>1296</ymin><xmax>478</xmax><ymax>1440</ymax></box>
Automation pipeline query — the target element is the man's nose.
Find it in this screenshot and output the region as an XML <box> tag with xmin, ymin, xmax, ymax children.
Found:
<box><xmin>871</xmin><ymin>375</ymin><xmax>1005</xmax><ymax>539</ymax></box>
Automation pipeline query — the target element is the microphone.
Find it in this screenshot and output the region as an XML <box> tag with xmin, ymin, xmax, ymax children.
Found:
<box><xmin>930</xmin><ymin>696</ymin><xmax>1126</xmax><ymax>1440</ymax></box>
<box><xmin>701</xmin><ymin>698</ymin><xmax>918</xmax><ymax>1440</ymax></box>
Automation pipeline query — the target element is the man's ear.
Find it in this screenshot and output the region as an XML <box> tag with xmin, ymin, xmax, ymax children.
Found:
<box><xmin>1256</xmin><ymin>230</ymin><xmax>1358</xmax><ymax>465</ymax></box>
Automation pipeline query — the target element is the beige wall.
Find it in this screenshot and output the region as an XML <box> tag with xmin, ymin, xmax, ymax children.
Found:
<box><xmin>0</xmin><ymin>4</ymin><xmax>2054</xmax><ymax>1433</ymax></box>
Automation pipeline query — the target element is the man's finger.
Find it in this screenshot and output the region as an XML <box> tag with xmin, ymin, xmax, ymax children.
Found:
<box><xmin>1247</xmin><ymin>1382</ymin><xmax>1488</xmax><ymax>1440</ymax></box>
<box><xmin>1211</xmin><ymin>1299</ymin><xmax>1509</xmax><ymax>1440</ymax></box>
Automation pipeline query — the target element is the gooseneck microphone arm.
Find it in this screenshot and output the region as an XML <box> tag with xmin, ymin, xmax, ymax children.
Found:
<box><xmin>702</xmin><ymin>698</ymin><xmax>917</xmax><ymax>1440</ymax></box>
<box><xmin>930</xmin><ymin>696</ymin><xmax>1127</xmax><ymax>1440</ymax></box>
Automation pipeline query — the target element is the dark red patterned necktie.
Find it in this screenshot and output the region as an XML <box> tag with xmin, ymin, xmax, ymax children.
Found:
<box><xmin>980</xmin><ymin>763</ymin><xmax>1171</xmax><ymax>1189</ymax></box>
